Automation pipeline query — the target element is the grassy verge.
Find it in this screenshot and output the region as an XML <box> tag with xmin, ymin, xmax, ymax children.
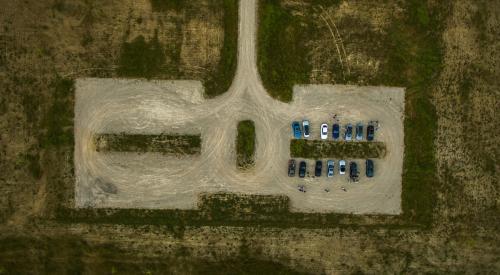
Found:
<box><xmin>41</xmin><ymin>78</ymin><xmax>75</xmax><ymax>148</ymax></box>
<box><xmin>94</xmin><ymin>133</ymin><xmax>201</xmax><ymax>155</ymax></box>
<box><xmin>117</xmin><ymin>35</ymin><xmax>166</xmax><ymax>79</ymax></box>
<box><xmin>204</xmin><ymin>0</ymin><xmax>239</xmax><ymax>97</ymax></box>
<box><xmin>290</xmin><ymin>140</ymin><xmax>386</xmax><ymax>159</ymax></box>
<box><xmin>120</xmin><ymin>0</ymin><xmax>238</xmax><ymax>97</ymax></box>
<box><xmin>396</xmin><ymin>0</ymin><xmax>446</xmax><ymax>226</ymax></box>
<box><xmin>198</xmin><ymin>193</ymin><xmax>290</xmax><ymax>218</ymax></box>
<box><xmin>56</xmin><ymin>200</ymin><xmax>411</xmax><ymax>232</ymax></box>
<box><xmin>257</xmin><ymin>0</ymin><xmax>311</xmax><ymax>102</ymax></box>
<box><xmin>236</xmin><ymin>120</ymin><xmax>256</xmax><ymax>168</ymax></box>
<box><xmin>0</xmin><ymin>235</ymin><xmax>310</xmax><ymax>274</ymax></box>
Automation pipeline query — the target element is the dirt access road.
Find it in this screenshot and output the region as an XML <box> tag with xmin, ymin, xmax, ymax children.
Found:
<box><xmin>75</xmin><ymin>0</ymin><xmax>404</xmax><ymax>214</ymax></box>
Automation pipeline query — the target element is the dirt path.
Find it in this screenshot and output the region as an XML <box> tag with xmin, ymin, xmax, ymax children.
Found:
<box><xmin>75</xmin><ymin>0</ymin><xmax>404</xmax><ymax>214</ymax></box>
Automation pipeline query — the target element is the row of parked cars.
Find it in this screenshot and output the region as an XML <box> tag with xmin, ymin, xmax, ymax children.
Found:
<box><xmin>292</xmin><ymin>121</ymin><xmax>375</xmax><ymax>141</ymax></box>
<box><xmin>288</xmin><ymin>159</ymin><xmax>374</xmax><ymax>181</ymax></box>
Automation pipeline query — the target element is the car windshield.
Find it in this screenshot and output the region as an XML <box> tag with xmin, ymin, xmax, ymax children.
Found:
<box><xmin>304</xmin><ymin>125</ymin><xmax>309</xmax><ymax>132</ymax></box>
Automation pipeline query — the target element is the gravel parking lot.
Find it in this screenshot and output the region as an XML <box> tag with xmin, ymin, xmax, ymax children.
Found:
<box><xmin>74</xmin><ymin>0</ymin><xmax>405</xmax><ymax>214</ymax></box>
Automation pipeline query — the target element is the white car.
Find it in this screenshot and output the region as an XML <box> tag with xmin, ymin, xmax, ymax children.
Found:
<box><xmin>320</xmin><ymin>123</ymin><xmax>328</xmax><ymax>139</ymax></box>
<box><xmin>302</xmin><ymin>120</ymin><xmax>310</xmax><ymax>138</ymax></box>
<box><xmin>339</xmin><ymin>160</ymin><xmax>346</xmax><ymax>175</ymax></box>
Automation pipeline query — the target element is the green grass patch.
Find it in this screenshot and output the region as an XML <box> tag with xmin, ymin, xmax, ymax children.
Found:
<box><xmin>236</xmin><ymin>120</ymin><xmax>256</xmax><ymax>168</ymax></box>
<box><xmin>94</xmin><ymin>133</ymin><xmax>201</xmax><ymax>155</ymax></box>
<box><xmin>149</xmin><ymin>0</ymin><xmax>184</xmax><ymax>11</ymax></box>
<box><xmin>257</xmin><ymin>0</ymin><xmax>311</xmax><ymax>102</ymax></box>
<box><xmin>41</xmin><ymin>78</ymin><xmax>75</xmax><ymax>148</ymax></box>
<box><xmin>117</xmin><ymin>35</ymin><xmax>166</xmax><ymax>79</ymax></box>
<box><xmin>198</xmin><ymin>193</ymin><xmax>289</xmax><ymax>218</ymax></box>
<box><xmin>396</xmin><ymin>0</ymin><xmax>446</xmax><ymax>226</ymax></box>
<box><xmin>290</xmin><ymin>140</ymin><xmax>386</xmax><ymax>159</ymax></box>
<box><xmin>0</xmin><ymin>235</ymin><xmax>310</xmax><ymax>274</ymax></box>
<box><xmin>204</xmin><ymin>0</ymin><xmax>239</xmax><ymax>98</ymax></box>
<box><xmin>121</xmin><ymin>1</ymin><xmax>238</xmax><ymax>97</ymax></box>
<box><xmin>55</xmin><ymin>200</ymin><xmax>411</xmax><ymax>231</ymax></box>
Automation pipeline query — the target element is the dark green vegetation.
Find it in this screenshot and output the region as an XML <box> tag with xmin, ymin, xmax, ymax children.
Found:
<box><xmin>41</xmin><ymin>78</ymin><xmax>75</xmax><ymax>148</ymax></box>
<box><xmin>117</xmin><ymin>34</ymin><xmax>165</xmax><ymax>79</ymax></box>
<box><xmin>118</xmin><ymin>0</ymin><xmax>238</xmax><ymax>97</ymax></box>
<box><xmin>257</xmin><ymin>0</ymin><xmax>312</xmax><ymax>102</ymax></box>
<box><xmin>395</xmin><ymin>0</ymin><xmax>445</xmax><ymax>226</ymax></box>
<box><xmin>0</xmin><ymin>235</ymin><xmax>310</xmax><ymax>275</ymax></box>
<box><xmin>290</xmin><ymin>140</ymin><xmax>386</xmax><ymax>159</ymax></box>
<box><xmin>94</xmin><ymin>133</ymin><xmax>201</xmax><ymax>155</ymax></box>
<box><xmin>236</xmin><ymin>120</ymin><xmax>256</xmax><ymax>168</ymax></box>
<box><xmin>204</xmin><ymin>0</ymin><xmax>239</xmax><ymax>98</ymax></box>
<box><xmin>198</xmin><ymin>193</ymin><xmax>290</xmax><ymax>217</ymax></box>
<box><xmin>56</xmin><ymin>194</ymin><xmax>405</xmax><ymax>230</ymax></box>
<box><xmin>149</xmin><ymin>0</ymin><xmax>183</xmax><ymax>11</ymax></box>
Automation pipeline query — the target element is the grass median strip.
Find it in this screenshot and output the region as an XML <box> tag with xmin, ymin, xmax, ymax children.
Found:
<box><xmin>236</xmin><ymin>120</ymin><xmax>256</xmax><ymax>168</ymax></box>
<box><xmin>94</xmin><ymin>133</ymin><xmax>201</xmax><ymax>155</ymax></box>
<box><xmin>290</xmin><ymin>140</ymin><xmax>386</xmax><ymax>159</ymax></box>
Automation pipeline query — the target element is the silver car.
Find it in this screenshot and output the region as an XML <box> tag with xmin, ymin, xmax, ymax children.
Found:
<box><xmin>327</xmin><ymin>160</ymin><xmax>334</xmax><ymax>177</ymax></box>
<box><xmin>339</xmin><ymin>160</ymin><xmax>346</xmax><ymax>175</ymax></box>
<box><xmin>302</xmin><ymin>120</ymin><xmax>310</xmax><ymax>138</ymax></box>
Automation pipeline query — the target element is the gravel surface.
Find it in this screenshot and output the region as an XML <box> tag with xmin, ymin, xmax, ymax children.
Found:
<box><xmin>75</xmin><ymin>0</ymin><xmax>404</xmax><ymax>214</ymax></box>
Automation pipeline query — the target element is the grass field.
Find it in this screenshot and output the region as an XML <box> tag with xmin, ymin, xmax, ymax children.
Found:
<box><xmin>94</xmin><ymin>133</ymin><xmax>201</xmax><ymax>155</ymax></box>
<box><xmin>1</xmin><ymin>0</ymin><xmax>498</xmax><ymax>273</ymax></box>
<box><xmin>236</xmin><ymin>120</ymin><xmax>256</xmax><ymax>168</ymax></box>
<box><xmin>257</xmin><ymin>0</ymin><xmax>311</xmax><ymax>102</ymax></box>
<box><xmin>204</xmin><ymin>0</ymin><xmax>239</xmax><ymax>97</ymax></box>
<box><xmin>290</xmin><ymin>140</ymin><xmax>386</xmax><ymax>159</ymax></box>
<box><xmin>117</xmin><ymin>0</ymin><xmax>238</xmax><ymax>97</ymax></box>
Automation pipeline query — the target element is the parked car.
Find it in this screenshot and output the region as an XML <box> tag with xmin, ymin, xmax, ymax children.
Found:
<box><xmin>366</xmin><ymin>124</ymin><xmax>375</xmax><ymax>141</ymax></box>
<box><xmin>288</xmin><ymin>159</ymin><xmax>296</xmax><ymax>177</ymax></box>
<box><xmin>299</xmin><ymin>161</ymin><xmax>307</xmax><ymax>178</ymax></box>
<box><xmin>292</xmin><ymin>121</ymin><xmax>301</xmax><ymax>139</ymax></box>
<box><xmin>320</xmin><ymin>123</ymin><xmax>328</xmax><ymax>139</ymax></box>
<box><xmin>339</xmin><ymin>160</ymin><xmax>346</xmax><ymax>175</ymax></box>
<box><xmin>349</xmin><ymin>161</ymin><xmax>359</xmax><ymax>181</ymax></box>
<box><xmin>315</xmin><ymin>160</ymin><xmax>322</xmax><ymax>177</ymax></box>
<box><xmin>302</xmin><ymin>120</ymin><xmax>310</xmax><ymax>138</ymax></box>
<box><xmin>345</xmin><ymin>124</ymin><xmax>353</xmax><ymax>141</ymax></box>
<box><xmin>356</xmin><ymin>123</ymin><xmax>363</xmax><ymax>141</ymax></box>
<box><xmin>327</xmin><ymin>160</ymin><xmax>334</xmax><ymax>177</ymax></box>
<box><xmin>366</xmin><ymin>159</ymin><xmax>374</xmax><ymax>177</ymax></box>
<box><xmin>332</xmin><ymin>123</ymin><xmax>340</xmax><ymax>140</ymax></box>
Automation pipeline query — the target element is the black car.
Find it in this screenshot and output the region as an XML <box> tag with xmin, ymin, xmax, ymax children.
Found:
<box><xmin>288</xmin><ymin>159</ymin><xmax>296</xmax><ymax>177</ymax></box>
<box><xmin>366</xmin><ymin>159</ymin><xmax>374</xmax><ymax>177</ymax></box>
<box><xmin>367</xmin><ymin>125</ymin><xmax>375</xmax><ymax>141</ymax></box>
<box><xmin>349</xmin><ymin>161</ymin><xmax>359</xmax><ymax>181</ymax></box>
<box><xmin>315</xmin><ymin>160</ymin><xmax>322</xmax><ymax>177</ymax></box>
<box><xmin>299</xmin><ymin>161</ymin><xmax>307</xmax><ymax>178</ymax></box>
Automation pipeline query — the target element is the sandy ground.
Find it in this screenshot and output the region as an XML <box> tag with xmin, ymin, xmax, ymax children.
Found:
<box><xmin>74</xmin><ymin>0</ymin><xmax>404</xmax><ymax>214</ymax></box>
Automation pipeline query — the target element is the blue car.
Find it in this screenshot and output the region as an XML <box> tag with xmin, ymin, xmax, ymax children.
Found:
<box><xmin>345</xmin><ymin>124</ymin><xmax>353</xmax><ymax>141</ymax></box>
<box><xmin>332</xmin><ymin>124</ymin><xmax>340</xmax><ymax>140</ymax></box>
<box><xmin>292</xmin><ymin>121</ymin><xmax>301</xmax><ymax>139</ymax></box>
<box><xmin>366</xmin><ymin>159</ymin><xmax>374</xmax><ymax>177</ymax></box>
<box><xmin>367</xmin><ymin>124</ymin><xmax>375</xmax><ymax>141</ymax></box>
<box><xmin>356</xmin><ymin>123</ymin><xmax>363</xmax><ymax>141</ymax></box>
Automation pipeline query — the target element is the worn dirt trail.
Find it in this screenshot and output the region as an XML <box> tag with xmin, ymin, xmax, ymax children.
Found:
<box><xmin>75</xmin><ymin>0</ymin><xmax>404</xmax><ymax>214</ymax></box>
